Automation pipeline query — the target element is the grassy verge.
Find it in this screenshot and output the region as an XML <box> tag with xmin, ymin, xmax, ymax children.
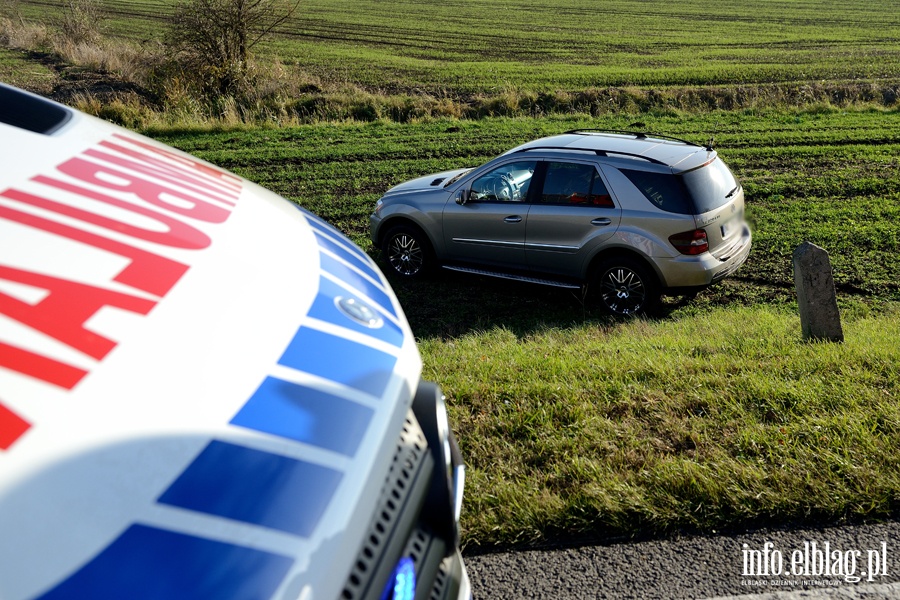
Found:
<box><xmin>420</xmin><ymin>305</ymin><xmax>900</xmax><ymax>548</ymax></box>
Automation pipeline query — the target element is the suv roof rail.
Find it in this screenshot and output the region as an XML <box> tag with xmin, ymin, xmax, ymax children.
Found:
<box><xmin>511</xmin><ymin>145</ymin><xmax>669</xmax><ymax>166</ymax></box>
<box><xmin>564</xmin><ymin>129</ymin><xmax>702</xmax><ymax>148</ymax></box>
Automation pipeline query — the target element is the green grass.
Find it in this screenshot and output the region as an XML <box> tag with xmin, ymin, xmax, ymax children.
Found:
<box><xmin>421</xmin><ymin>306</ymin><xmax>900</xmax><ymax>547</ymax></box>
<box><xmin>4</xmin><ymin>0</ymin><xmax>899</xmax><ymax>555</ymax></box>
<box><xmin>0</xmin><ymin>47</ymin><xmax>55</xmax><ymax>93</ymax></box>
<box><xmin>98</xmin><ymin>0</ymin><xmax>900</xmax><ymax>92</ymax></box>
<box><xmin>149</xmin><ymin>107</ymin><xmax>900</xmax><ymax>548</ymax></box>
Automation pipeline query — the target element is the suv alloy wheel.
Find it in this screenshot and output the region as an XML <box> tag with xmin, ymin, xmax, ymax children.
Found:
<box><xmin>593</xmin><ymin>257</ymin><xmax>659</xmax><ymax>316</ymax></box>
<box><xmin>383</xmin><ymin>224</ymin><xmax>432</xmax><ymax>277</ymax></box>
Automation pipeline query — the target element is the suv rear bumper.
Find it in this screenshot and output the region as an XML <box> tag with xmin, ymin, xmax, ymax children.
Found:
<box><xmin>711</xmin><ymin>227</ymin><xmax>752</xmax><ymax>283</ymax></box>
<box><xmin>658</xmin><ymin>224</ymin><xmax>751</xmax><ymax>290</ymax></box>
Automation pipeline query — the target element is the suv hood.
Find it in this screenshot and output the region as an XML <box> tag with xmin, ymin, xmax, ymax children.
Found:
<box><xmin>384</xmin><ymin>168</ymin><xmax>471</xmax><ymax>196</ymax></box>
<box><xmin>0</xmin><ymin>110</ymin><xmax>421</xmax><ymax>599</ymax></box>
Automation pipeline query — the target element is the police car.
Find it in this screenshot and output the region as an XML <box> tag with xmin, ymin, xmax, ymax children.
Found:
<box><xmin>0</xmin><ymin>83</ymin><xmax>470</xmax><ymax>600</ymax></box>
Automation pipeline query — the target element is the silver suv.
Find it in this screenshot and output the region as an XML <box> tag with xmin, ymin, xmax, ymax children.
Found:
<box><xmin>370</xmin><ymin>130</ymin><xmax>752</xmax><ymax>315</ymax></box>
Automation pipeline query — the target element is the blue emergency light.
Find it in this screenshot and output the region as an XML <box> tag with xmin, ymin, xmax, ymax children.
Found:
<box><xmin>381</xmin><ymin>556</ymin><xmax>416</xmax><ymax>600</ymax></box>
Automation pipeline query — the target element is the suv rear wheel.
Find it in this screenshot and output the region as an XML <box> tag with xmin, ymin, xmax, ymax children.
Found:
<box><xmin>592</xmin><ymin>257</ymin><xmax>659</xmax><ymax>316</ymax></box>
<box><xmin>382</xmin><ymin>224</ymin><xmax>432</xmax><ymax>278</ymax></box>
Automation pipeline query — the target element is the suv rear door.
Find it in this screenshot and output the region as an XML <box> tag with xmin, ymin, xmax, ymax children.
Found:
<box><xmin>681</xmin><ymin>157</ymin><xmax>748</xmax><ymax>260</ymax></box>
<box><xmin>524</xmin><ymin>160</ymin><xmax>621</xmax><ymax>278</ymax></box>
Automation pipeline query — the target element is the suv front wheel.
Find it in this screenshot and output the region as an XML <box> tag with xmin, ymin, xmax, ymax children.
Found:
<box><xmin>592</xmin><ymin>257</ymin><xmax>660</xmax><ymax>316</ymax></box>
<box><xmin>382</xmin><ymin>224</ymin><xmax>433</xmax><ymax>278</ymax></box>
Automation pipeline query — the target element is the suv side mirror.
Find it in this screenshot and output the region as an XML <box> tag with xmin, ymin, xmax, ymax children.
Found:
<box><xmin>456</xmin><ymin>189</ymin><xmax>470</xmax><ymax>205</ymax></box>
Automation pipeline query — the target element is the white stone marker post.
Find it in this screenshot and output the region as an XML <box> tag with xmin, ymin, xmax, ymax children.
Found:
<box><xmin>792</xmin><ymin>241</ymin><xmax>844</xmax><ymax>342</ymax></box>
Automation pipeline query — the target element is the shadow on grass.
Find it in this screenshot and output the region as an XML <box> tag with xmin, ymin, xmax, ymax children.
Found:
<box><xmin>388</xmin><ymin>269</ymin><xmax>606</xmax><ymax>339</ymax></box>
<box><xmin>382</xmin><ymin>266</ymin><xmax>796</xmax><ymax>340</ymax></box>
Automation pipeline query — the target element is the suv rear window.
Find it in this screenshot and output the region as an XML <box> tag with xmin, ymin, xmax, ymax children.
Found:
<box><xmin>621</xmin><ymin>158</ymin><xmax>739</xmax><ymax>215</ymax></box>
<box><xmin>681</xmin><ymin>158</ymin><xmax>739</xmax><ymax>214</ymax></box>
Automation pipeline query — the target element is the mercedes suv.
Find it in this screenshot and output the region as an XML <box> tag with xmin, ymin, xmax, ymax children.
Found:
<box><xmin>370</xmin><ymin>130</ymin><xmax>752</xmax><ymax>315</ymax></box>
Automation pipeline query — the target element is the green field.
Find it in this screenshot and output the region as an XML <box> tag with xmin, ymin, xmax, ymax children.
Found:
<box><xmin>5</xmin><ymin>0</ymin><xmax>900</xmax><ymax>549</ymax></box>
<box><xmin>152</xmin><ymin>108</ymin><xmax>900</xmax><ymax>307</ymax></box>
<box><xmin>270</xmin><ymin>0</ymin><xmax>900</xmax><ymax>95</ymax></box>
<box><xmin>150</xmin><ymin>108</ymin><xmax>900</xmax><ymax>547</ymax></box>
<box><xmin>0</xmin><ymin>48</ymin><xmax>55</xmax><ymax>92</ymax></box>
<box><xmin>8</xmin><ymin>0</ymin><xmax>900</xmax><ymax>100</ymax></box>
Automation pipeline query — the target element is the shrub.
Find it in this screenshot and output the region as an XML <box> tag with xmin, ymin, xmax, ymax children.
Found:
<box><xmin>59</xmin><ymin>0</ymin><xmax>103</xmax><ymax>46</ymax></box>
<box><xmin>165</xmin><ymin>0</ymin><xmax>300</xmax><ymax>98</ymax></box>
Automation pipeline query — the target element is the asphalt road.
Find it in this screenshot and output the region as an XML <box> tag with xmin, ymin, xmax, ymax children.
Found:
<box><xmin>463</xmin><ymin>520</ymin><xmax>900</xmax><ymax>599</ymax></box>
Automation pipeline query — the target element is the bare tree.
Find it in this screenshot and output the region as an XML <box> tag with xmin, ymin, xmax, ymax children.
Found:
<box><xmin>167</xmin><ymin>0</ymin><xmax>299</xmax><ymax>95</ymax></box>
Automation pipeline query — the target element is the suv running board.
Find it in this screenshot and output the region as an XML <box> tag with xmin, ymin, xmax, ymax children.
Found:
<box><xmin>442</xmin><ymin>265</ymin><xmax>582</xmax><ymax>289</ymax></box>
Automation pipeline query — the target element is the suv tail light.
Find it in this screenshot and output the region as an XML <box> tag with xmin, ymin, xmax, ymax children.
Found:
<box><xmin>669</xmin><ymin>229</ymin><xmax>709</xmax><ymax>255</ymax></box>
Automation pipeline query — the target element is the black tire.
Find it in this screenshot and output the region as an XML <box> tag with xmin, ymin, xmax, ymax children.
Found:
<box><xmin>381</xmin><ymin>224</ymin><xmax>433</xmax><ymax>278</ymax></box>
<box><xmin>592</xmin><ymin>257</ymin><xmax>660</xmax><ymax>316</ymax></box>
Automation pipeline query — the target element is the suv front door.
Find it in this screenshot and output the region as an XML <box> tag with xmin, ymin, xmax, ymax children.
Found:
<box><xmin>441</xmin><ymin>160</ymin><xmax>537</xmax><ymax>268</ymax></box>
<box><xmin>525</xmin><ymin>160</ymin><xmax>622</xmax><ymax>278</ymax></box>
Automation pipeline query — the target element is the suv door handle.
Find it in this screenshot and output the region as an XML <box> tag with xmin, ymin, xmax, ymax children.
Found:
<box><xmin>591</xmin><ymin>217</ymin><xmax>612</xmax><ymax>226</ymax></box>
<box><xmin>504</xmin><ymin>216</ymin><xmax>523</xmax><ymax>223</ymax></box>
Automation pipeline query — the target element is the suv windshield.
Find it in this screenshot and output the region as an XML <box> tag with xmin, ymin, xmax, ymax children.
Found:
<box><xmin>621</xmin><ymin>157</ymin><xmax>739</xmax><ymax>215</ymax></box>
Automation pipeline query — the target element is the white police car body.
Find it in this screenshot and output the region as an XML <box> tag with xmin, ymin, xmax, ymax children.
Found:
<box><xmin>0</xmin><ymin>83</ymin><xmax>469</xmax><ymax>600</ymax></box>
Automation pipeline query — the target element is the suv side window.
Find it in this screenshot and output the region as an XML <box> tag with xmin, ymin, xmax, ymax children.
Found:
<box><xmin>469</xmin><ymin>160</ymin><xmax>536</xmax><ymax>202</ymax></box>
<box><xmin>539</xmin><ymin>162</ymin><xmax>613</xmax><ymax>207</ymax></box>
<box><xmin>620</xmin><ymin>168</ymin><xmax>693</xmax><ymax>215</ymax></box>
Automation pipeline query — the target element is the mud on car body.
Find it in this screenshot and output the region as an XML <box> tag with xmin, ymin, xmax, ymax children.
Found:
<box><xmin>0</xmin><ymin>83</ymin><xmax>470</xmax><ymax>600</ymax></box>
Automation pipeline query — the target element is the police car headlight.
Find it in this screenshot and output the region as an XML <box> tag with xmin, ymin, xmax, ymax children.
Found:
<box><xmin>411</xmin><ymin>381</ymin><xmax>465</xmax><ymax>551</ymax></box>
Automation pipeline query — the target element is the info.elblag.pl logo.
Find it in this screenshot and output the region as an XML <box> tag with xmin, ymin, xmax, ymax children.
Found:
<box><xmin>742</xmin><ymin>541</ymin><xmax>890</xmax><ymax>585</ymax></box>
